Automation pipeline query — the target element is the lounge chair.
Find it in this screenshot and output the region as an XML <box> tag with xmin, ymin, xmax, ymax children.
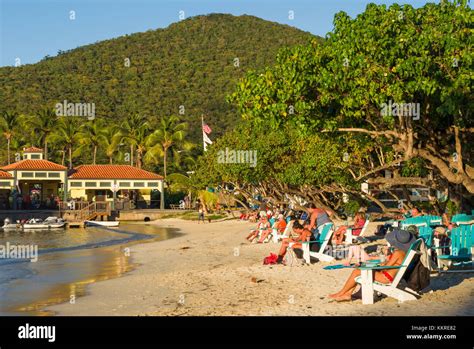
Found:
<box><xmin>344</xmin><ymin>218</ymin><xmax>370</xmax><ymax>244</ymax></box>
<box><xmin>301</xmin><ymin>222</ymin><xmax>335</xmax><ymax>263</ymax></box>
<box><xmin>355</xmin><ymin>239</ymin><xmax>423</xmax><ymax>305</ymax></box>
<box><xmin>399</xmin><ymin>215</ymin><xmax>442</xmax><ymax>229</ymax></box>
<box><xmin>271</xmin><ymin>220</ymin><xmax>294</xmax><ymax>243</ymax></box>
<box><xmin>433</xmin><ymin>224</ymin><xmax>474</xmax><ymax>272</ymax></box>
<box><xmin>451</xmin><ymin>214</ymin><xmax>474</xmax><ymax>226</ymax></box>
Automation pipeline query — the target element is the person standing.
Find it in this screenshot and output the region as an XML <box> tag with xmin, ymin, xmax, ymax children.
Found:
<box><xmin>198</xmin><ymin>204</ymin><xmax>205</xmax><ymax>224</ymax></box>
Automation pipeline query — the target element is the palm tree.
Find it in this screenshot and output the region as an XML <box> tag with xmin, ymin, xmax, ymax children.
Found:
<box><xmin>144</xmin><ymin>115</ymin><xmax>193</xmax><ymax>179</ymax></box>
<box><xmin>118</xmin><ymin>114</ymin><xmax>149</xmax><ymax>167</ymax></box>
<box><xmin>134</xmin><ymin>125</ymin><xmax>151</xmax><ymax>169</ymax></box>
<box><xmin>48</xmin><ymin>117</ymin><xmax>80</xmax><ymax>168</ymax></box>
<box><xmin>0</xmin><ymin>111</ymin><xmax>20</xmax><ymax>164</ymax></box>
<box><xmin>101</xmin><ymin>126</ymin><xmax>121</xmax><ymax>164</ymax></box>
<box><xmin>76</xmin><ymin>119</ymin><xmax>108</xmax><ymax>164</ymax></box>
<box><xmin>28</xmin><ymin>109</ymin><xmax>57</xmax><ymax>160</ymax></box>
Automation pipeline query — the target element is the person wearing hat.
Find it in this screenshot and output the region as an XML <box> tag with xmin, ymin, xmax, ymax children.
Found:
<box><xmin>257</xmin><ymin>213</ymin><xmax>287</xmax><ymax>243</ymax></box>
<box><xmin>328</xmin><ymin>229</ymin><xmax>416</xmax><ymax>302</ymax></box>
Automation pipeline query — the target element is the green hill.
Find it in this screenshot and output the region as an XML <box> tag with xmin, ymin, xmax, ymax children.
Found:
<box><xmin>0</xmin><ymin>14</ymin><xmax>316</xmax><ymax>144</ymax></box>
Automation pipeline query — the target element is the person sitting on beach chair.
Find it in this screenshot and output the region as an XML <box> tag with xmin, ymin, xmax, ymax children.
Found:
<box><xmin>332</xmin><ymin>212</ymin><xmax>366</xmax><ymax>245</ymax></box>
<box><xmin>328</xmin><ymin>229</ymin><xmax>415</xmax><ymax>302</ymax></box>
<box><xmin>246</xmin><ymin>215</ymin><xmax>270</xmax><ymax>242</ymax></box>
<box><xmin>276</xmin><ymin>221</ymin><xmax>311</xmax><ymax>264</ymax></box>
<box><xmin>257</xmin><ymin>214</ymin><xmax>287</xmax><ymax>243</ymax></box>
<box><xmin>343</xmin><ymin>244</ymin><xmax>391</xmax><ymax>267</ymax></box>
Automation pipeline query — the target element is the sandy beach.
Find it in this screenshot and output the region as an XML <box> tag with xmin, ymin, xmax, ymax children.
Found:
<box><xmin>47</xmin><ymin>218</ymin><xmax>474</xmax><ymax>316</ymax></box>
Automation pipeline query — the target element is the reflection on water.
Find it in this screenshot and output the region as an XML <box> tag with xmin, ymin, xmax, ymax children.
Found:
<box><xmin>0</xmin><ymin>223</ymin><xmax>181</xmax><ymax>316</ymax></box>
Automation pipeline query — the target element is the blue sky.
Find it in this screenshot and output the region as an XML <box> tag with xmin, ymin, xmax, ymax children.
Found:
<box><xmin>0</xmin><ymin>0</ymin><xmax>430</xmax><ymax>67</ymax></box>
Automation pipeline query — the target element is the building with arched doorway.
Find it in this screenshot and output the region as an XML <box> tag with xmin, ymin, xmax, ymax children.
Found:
<box><xmin>0</xmin><ymin>147</ymin><xmax>164</xmax><ymax>210</ymax></box>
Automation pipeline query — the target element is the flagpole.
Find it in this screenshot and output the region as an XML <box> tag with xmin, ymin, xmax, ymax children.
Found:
<box><xmin>201</xmin><ymin>114</ymin><xmax>205</xmax><ymax>152</ymax></box>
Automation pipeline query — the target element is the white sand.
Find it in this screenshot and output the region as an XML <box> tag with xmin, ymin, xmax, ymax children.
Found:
<box><xmin>47</xmin><ymin>219</ymin><xmax>474</xmax><ymax>316</ymax></box>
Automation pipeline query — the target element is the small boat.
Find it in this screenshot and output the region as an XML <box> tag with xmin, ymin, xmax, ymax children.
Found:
<box><xmin>2</xmin><ymin>217</ymin><xmax>66</xmax><ymax>230</ymax></box>
<box><xmin>84</xmin><ymin>220</ymin><xmax>120</xmax><ymax>227</ymax></box>
<box><xmin>23</xmin><ymin>217</ymin><xmax>66</xmax><ymax>230</ymax></box>
<box><xmin>2</xmin><ymin>218</ymin><xmax>23</xmax><ymax>230</ymax></box>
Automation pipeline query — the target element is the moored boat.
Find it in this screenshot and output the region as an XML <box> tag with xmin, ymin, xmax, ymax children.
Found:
<box><xmin>22</xmin><ymin>217</ymin><xmax>66</xmax><ymax>230</ymax></box>
<box><xmin>84</xmin><ymin>220</ymin><xmax>120</xmax><ymax>227</ymax></box>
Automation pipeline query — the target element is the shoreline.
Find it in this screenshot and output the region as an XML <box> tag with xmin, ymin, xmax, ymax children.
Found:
<box><xmin>45</xmin><ymin>218</ymin><xmax>474</xmax><ymax>316</ymax></box>
<box><xmin>1</xmin><ymin>223</ymin><xmax>182</xmax><ymax>316</ymax></box>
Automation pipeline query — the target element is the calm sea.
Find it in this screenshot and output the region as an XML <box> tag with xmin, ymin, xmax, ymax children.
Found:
<box><xmin>0</xmin><ymin>223</ymin><xmax>180</xmax><ymax>315</ymax></box>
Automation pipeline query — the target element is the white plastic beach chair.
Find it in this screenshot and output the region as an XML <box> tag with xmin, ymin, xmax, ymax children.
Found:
<box><xmin>271</xmin><ymin>220</ymin><xmax>294</xmax><ymax>243</ymax></box>
<box><xmin>301</xmin><ymin>222</ymin><xmax>335</xmax><ymax>263</ymax></box>
<box><xmin>355</xmin><ymin>239</ymin><xmax>422</xmax><ymax>305</ymax></box>
<box><xmin>344</xmin><ymin>219</ymin><xmax>370</xmax><ymax>244</ymax></box>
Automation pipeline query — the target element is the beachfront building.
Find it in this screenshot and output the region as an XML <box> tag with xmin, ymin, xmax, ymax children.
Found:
<box><xmin>0</xmin><ymin>147</ymin><xmax>164</xmax><ymax>210</ymax></box>
<box><xmin>0</xmin><ymin>147</ymin><xmax>68</xmax><ymax>209</ymax></box>
<box><xmin>67</xmin><ymin>165</ymin><xmax>164</xmax><ymax>209</ymax></box>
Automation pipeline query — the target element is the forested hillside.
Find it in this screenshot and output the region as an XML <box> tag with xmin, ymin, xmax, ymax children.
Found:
<box><xmin>0</xmin><ymin>14</ymin><xmax>315</xmax><ymax>145</ymax></box>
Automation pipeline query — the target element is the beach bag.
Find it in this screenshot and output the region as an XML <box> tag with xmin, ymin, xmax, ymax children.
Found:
<box><xmin>404</xmin><ymin>259</ymin><xmax>430</xmax><ymax>292</ymax></box>
<box><xmin>263</xmin><ymin>253</ymin><xmax>278</xmax><ymax>265</ymax></box>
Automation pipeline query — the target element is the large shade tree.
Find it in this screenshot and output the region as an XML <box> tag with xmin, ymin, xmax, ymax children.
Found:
<box><xmin>229</xmin><ymin>1</ymin><xmax>473</xmax><ymax>200</ymax></box>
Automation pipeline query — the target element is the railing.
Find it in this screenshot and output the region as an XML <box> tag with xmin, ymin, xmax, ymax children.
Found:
<box><xmin>113</xmin><ymin>199</ymin><xmax>161</xmax><ymax>210</ymax></box>
<box><xmin>58</xmin><ymin>201</ymin><xmax>91</xmax><ymax>212</ymax></box>
<box><xmin>59</xmin><ymin>201</ymin><xmax>111</xmax><ymax>221</ymax></box>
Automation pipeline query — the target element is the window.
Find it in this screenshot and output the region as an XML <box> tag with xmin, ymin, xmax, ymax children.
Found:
<box><xmin>22</xmin><ymin>172</ymin><xmax>34</xmax><ymax>178</ymax></box>
<box><xmin>0</xmin><ymin>181</ymin><xmax>10</xmax><ymax>186</ymax></box>
<box><xmin>35</xmin><ymin>172</ymin><xmax>47</xmax><ymax>178</ymax></box>
<box><xmin>100</xmin><ymin>182</ymin><xmax>112</xmax><ymax>188</ymax></box>
<box><xmin>48</xmin><ymin>172</ymin><xmax>60</xmax><ymax>178</ymax></box>
<box><xmin>119</xmin><ymin>182</ymin><xmax>131</xmax><ymax>187</ymax></box>
<box><xmin>30</xmin><ymin>154</ymin><xmax>41</xmax><ymax>159</ymax></box>
<box><xmin>70</xmin><ymin>182</ymin><xmax>82</xmax><ymax>187</ymax></box>
<box><xmin>85</xmin><ymin>182</ymin><xmax>97</xmax><ymax>188</ymax></box>
<box><xmin>148</xmin><ymin>182</ymin><xmax>159</xmax><ymax>187</ymax></box>
<box><xmin>134</xmin><ymin>182</ymin><xmax>145</xmax><ymax>187</ymax></box>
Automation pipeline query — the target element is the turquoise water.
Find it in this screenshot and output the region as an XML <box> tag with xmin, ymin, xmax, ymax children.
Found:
<box><xmin>0</xmin><ymin>223</ymin><xmax>180</xmax><ymax>315</ymax></box>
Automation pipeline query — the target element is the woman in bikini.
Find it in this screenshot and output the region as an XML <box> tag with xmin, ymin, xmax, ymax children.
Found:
<box><xmin>328</xmin><ymin>229</ymin><xmax>415</xmax><ymax>302</ymax></box>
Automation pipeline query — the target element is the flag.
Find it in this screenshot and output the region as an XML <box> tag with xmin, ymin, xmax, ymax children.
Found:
<box><xmin>203</xmin><ymin>131</ymin><xmax>213</xmax><ymax>151</ymax></box>
<box><xmin>202</xmin><ymin>124</ymin><xmax>212</xmax><ymax>134</ymax></box>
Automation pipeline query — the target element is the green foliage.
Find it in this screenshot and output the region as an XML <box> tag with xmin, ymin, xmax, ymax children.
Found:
<box><xmin>343</xmin><ymin>200</ymin><xmax>361</xmax><ymax>217</ymax></box>
<box><xmin>0</xmin><ymin>14</ymin><xmax>314</xmax><ymax>147</ymax></box>
<box><xmin>446</xmin><ymin>199</ymin><xmax>460</xmax><ymax>216</ymax></box>
<box><xmin>400</xmin><ymin>157</ymin><xmax>429</xmax><ymax>177</ymax></box>
<box><xmin>226</xmin><ymin>1</ymin><xmax>474</xmax><ymax>199</ymax></box>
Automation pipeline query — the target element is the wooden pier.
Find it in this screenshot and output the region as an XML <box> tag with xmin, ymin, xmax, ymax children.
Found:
<box><xmin>59</xmin><ymin>201</ymin><xmax>111</xmax><ymax>228</ymax></box>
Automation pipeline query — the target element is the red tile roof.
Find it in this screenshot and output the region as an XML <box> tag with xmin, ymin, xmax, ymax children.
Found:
<box><xmin>0</xmin><ymin>171</ymin><xmax>12</xmax><ymax>178</ymax></box>
<box><xmin>0</xmin><ymin>159</ymin><xmax>67</xmax><ymax>171</ymax></box>
<box><xmin>23</xmin><ymin>146</ymin><xmax>43</xmax><ymax>153</ymax></box>
<box><xmin>68</xmin><ymin>165</ymin><xmax>163</xmax><ymax>180</ymax></box>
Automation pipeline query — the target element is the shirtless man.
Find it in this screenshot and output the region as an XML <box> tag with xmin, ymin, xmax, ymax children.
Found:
<box><xmin>276</xmin><ymin>221</ymin><xmax>311</xmax><ymax>264</ymax></box>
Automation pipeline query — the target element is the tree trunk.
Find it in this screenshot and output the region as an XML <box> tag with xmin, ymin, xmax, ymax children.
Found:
<box><xmin>93</xmin><ymin>146</ymin><xmax>97</xmax><ymax>165</ymax></box>
<box><xmin>68</xmin><ymin>147</ymin><xmax>72</xmax><ymax>169</ymax></box>
<box><xmin>7</xmin><ymin>137</ymin><xmax>10</xmax><ymax>164</ymax></box>
<box><xmin>44</xmin><ymin>140</ymin><xmax>48</xmax><ymax>160</ymax></box>
<box><xmin>130</xmin><ymin>145</ymin><xmax>134</xmax><ymax>166</ymax></box>
<box><xmin>163</xmin><ymin>146</ymin><xmax>168</xmax><ymax>179</ymax></box>
<box><xmin>109</xmin><ymin>156</ymin><xmax>113</xmax><ymax>164</ymax></box>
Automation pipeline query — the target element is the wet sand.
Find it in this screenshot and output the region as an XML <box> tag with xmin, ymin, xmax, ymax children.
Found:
<box><xmin>47</xmin><ymin>219</ymin><xmax>474</xmax><ymax>316</ymax></box>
